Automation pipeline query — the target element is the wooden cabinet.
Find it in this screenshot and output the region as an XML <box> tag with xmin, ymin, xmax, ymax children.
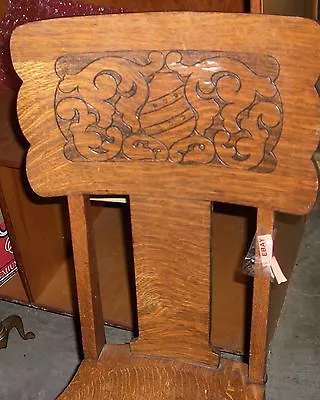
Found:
<box><xmin>263</xmin><ymin>0</ymin><xmax>318</xmax><ymax>18</ymax></box>
<box><xmin>82</xmin><ymin>0</ymin><xmax>246</xmax><ymax>12</ymax></box>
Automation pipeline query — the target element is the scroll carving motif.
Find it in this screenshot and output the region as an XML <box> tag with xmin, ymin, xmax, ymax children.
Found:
<box><xmin>54</xmin><ymin>50</ymin><xmax>283</xmax><ymax>172</ymax></box>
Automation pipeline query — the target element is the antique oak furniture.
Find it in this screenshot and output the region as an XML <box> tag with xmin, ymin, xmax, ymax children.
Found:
<box><xmin>0</xmin><ymin>0</ymin><xmax>254</xmax><ymax>354</ymax></box>
<box><xmin>10</xmin><ymin>11</ymin><xmax>320</xmax><ymax>399</ymax></box>
<box><xmin>0</xmin><ymin>0</ymin><xmax>318</xmax><ymax>357</ymax></box>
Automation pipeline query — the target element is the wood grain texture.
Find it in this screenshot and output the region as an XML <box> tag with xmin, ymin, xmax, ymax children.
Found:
<box><xmin>249</xmin><ymin>208</ymin><xmax>274</xmax><ymax>384</ymax></box>
<box><xmin>59</xmin><ymin>344</ymin><xmax>264</xmax><ymax>400</ymax></box>
<box><xmin>68</xmin><ymin>195</ymin><xmax>105</xmax><ymax>359</ymax></box>
<box><xmin>11</xmin><ymin>13</ymin><xmax>320</xmax><ymax>214</ymax></box>
<box><xmin>129</xmin><ymin>197</ymin><xmax>218</xmax><ymax>367</ymax></box>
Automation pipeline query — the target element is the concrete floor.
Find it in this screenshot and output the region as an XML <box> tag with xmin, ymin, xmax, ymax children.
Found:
<box><xmin>266</xmin><ymin>197</ymin><xmax>320</xmax><ymax>400</ymax></box>
<box><xmin>0</xmin><ymin>199</ymin><xmax>319</xmax><ymax>399</ymax></box>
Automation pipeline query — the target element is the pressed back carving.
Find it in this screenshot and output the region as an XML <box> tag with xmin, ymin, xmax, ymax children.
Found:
<box><xmin>11</xmin><ymin>13</ymin><xmax>320</xmax><ymax>214</ymax></box>
<box><xmin>54</xmin><ymin>50</ymin><xmax>282</xmax><ymax>172</ymax></box>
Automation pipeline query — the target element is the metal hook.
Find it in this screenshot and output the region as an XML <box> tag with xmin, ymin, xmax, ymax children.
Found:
<box><xmin>0</xmin><ymin>315</ymin><xmax>35</xmax><ymax>349</ymax></box>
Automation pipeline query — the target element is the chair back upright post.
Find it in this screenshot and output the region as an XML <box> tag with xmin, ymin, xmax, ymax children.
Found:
<box><xmin>249</xmin><ymin>208</ymin><xmax>274</xmax><ymax>383</ymax></box>
<box><xmin>68</xmin><ymin>195</ymin><xmax>105</xmax><ymax>360</ymax></box>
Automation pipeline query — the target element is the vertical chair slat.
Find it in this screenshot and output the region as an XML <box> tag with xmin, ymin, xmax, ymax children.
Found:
<box><xmin>68</xmin><ymin>195</ymin><xmax>105</xmax><ymax>360</ymax></box>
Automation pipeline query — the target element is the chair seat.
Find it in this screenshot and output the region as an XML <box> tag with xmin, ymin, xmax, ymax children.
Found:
<box><xmin>59</xmin><ymin>344</ymin><xmax>264</xmax><ymax>399</ymax></box>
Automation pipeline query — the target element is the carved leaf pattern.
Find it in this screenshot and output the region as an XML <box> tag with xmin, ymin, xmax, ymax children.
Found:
<box><xmin>54</xmin><ymin>50</ymin><xmax>283</xmax><ymax>172</ymax></box>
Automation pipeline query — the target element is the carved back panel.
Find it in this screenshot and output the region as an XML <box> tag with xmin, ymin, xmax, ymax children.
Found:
<box><xmin>11</xmin><ymin>13</ymin><xmax>320</xmax><ymax>215</ymax></box>
<box><xmin>11</xmin><ymin>13</ymin><xmax>319</xmax><ymax>213</ymax></box>
<box><xmin>54</xmin><ymin>49</ymin><xmax>283</xmax><ymax>171</ymax></box>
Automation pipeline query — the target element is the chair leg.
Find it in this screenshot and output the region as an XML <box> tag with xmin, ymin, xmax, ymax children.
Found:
<box><xmin>249</xmin><ymin>207</ymin><xmax>274</xmax><ymax>384</ymax></box>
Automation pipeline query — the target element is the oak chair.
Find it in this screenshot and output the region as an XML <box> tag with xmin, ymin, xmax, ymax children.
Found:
<box><xmin>11</xmin><ymin>12</ymin><xmax>319</xmax><ymax>399</ymax></box>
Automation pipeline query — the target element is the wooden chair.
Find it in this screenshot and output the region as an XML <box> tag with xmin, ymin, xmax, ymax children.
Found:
<box><xmin>11</xmin><ymin>12</ymin><xmax>319</xmax><ymax>399</ymax></box>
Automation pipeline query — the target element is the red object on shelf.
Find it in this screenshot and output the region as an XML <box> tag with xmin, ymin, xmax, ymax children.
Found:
<box><xmin>0</xmin><ymin>0</ymin><xmax>124</xmax><ymax>89</ymax></box>
<box><xmin>0</xmin><ymin>222</ymin><xmax>17</xmax><ymax>286</ymax></box>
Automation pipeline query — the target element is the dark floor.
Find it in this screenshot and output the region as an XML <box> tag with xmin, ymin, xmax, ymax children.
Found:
<box><xmin>0</xmin><ymin>199</ymin><xmax>319</xmax><ymax>399</ymax></box>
